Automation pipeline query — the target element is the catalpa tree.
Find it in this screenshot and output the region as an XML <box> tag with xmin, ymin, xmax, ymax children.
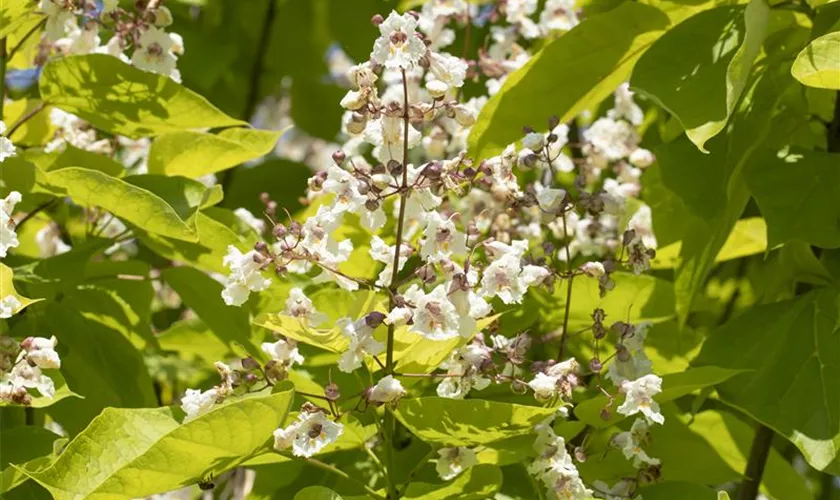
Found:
<box><xmin>0</xmin><ymin>0</ymin><xmax>838</xmax><ymax>499</ymax></box>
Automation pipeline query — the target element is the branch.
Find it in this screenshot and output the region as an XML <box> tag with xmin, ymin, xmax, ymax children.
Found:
<box><xmin>219</xmin><ymin>0</ymin><xmax>277</xmax><ymax>191</ymax></box>
<box><xmin>738</xmin><ymin>424</ymin><xmax>774</xmax><ymax>500</ymax></box>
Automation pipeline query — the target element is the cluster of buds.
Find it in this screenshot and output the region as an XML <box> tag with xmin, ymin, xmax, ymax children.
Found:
<box><xmin>0</xmin><ymin>336</ymin><xmax>62</xmax><ymax>406</ymax></box>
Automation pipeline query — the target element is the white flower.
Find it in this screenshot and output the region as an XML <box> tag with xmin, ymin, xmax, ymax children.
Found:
<box><xmin>0</xmin><ymin>191</ymin><xmax>22</xmax><ymax>259</ymax></box>
<box><xmin>21</xmin><ymin>336</ymin><xmax>61</xmax><ymax>369</ymax></box>
<box><xmin>480</xmin><ymin>242</ymin><xmax>548</xmax><ymax>304</ymax></box>
<box><xmin>435</xmin><ymin>447</ymin><xmax>477</xmax><ymax>480</ymax></box>
<box><xmin>180</xmin><ymin>387</ymin><xmax>220</xmax><ymax>421</ymax></box>
<box><xmin>283</xmin><ymin>288</ymin><xmax>327</xmax><ymax>327</ymax></box>
<box><xmin>609</xmin><ymin>83</ymin><xmax>644</xmax><ymax>126</ymax></box>
<box><xmin>580</xmin><ymin>261</ymin><xmax>605</xmax><ymax>278</ymax></box>
<box><xmin>5</xmin><ymin>363</ymin><xmax>55</xmax><ymax>399</ymax></box>
<box><xmin>273</xmin><ymin>411</ymin><xmax>343</xmax><ymax>457</ymax></box>
<box><xmin>629</xmin><ymin>148</ymin><xmax>655</xmax><ymax>168</ymax></box>
<box><xmin>612</xmin><ymin>418</ymin><xmax>660</xmax><ymax>468</ymax></box>
<box><xmin>405</xmin><ymin>284</ymin><xmax>461</xmax><ymax>340</ymax></box>
<box><xmin>39</xmin><ymin>0</ymin><xmax>74</xmax><ymax>41</ymax></box>
<box><xmin>261</xmin><ymin>338</ymin><xmax>304</xmax><ymax>368</ymax></box>
<box><xmin>528</xmin><ymin>372</ymin><xmax>559</xmax><ymax>400</ymax></box>
<box><xmin>55</xmin><ymin>21</ymin><xmax>101</xmax><ymax>55</ymax></box>
<box><xmin>0</xmin><ymin>121</ymin><xmax>17</xmax><ymax>163</ymax></box>
<box><xmin>617</xmin><ymin>374</ymin><xmax>664</xmax><ymax>425</ymax></box>
<box><xmin>221</xmin><ymin>245</ymin><xmax>272</xmax><ymax>307</ymax></box>
<box><xmin>506</xmin><ymin>0</ymin><xmax>540</xmax><ymax>39</ymax></box>
<box><xmin>337</xmin><ymin>317</ymin><xmax>385</xmax><ymax>373</ymax></box>
<box><xmin>426</xmin><ymin>52</ymin><xmax>468</xmax><ymax>97</ymax></box>
<box><xmin>384</xmin><ymin>305</ymin><xmax>413</xmax><ymax>326</ymax></box>
<box><xmin>96</xmin><ymin>36</ymin><xmax>130</xmax><ymax>63</ymax></box>
<box><xmin>628</xmin><ymin>204</ymin><xmax>658</xmax><ymax>250</ymax></box>
<box><xmin>436</xmin><ymin>343</ymin><xmax>492</xmax><ymax>399</ymax></box>
<box><xmin>371</xmin><ymin>12</ymin><xmax>427</xmax><ymax>69</ymax></box>
<box><xmin>35</xmin><ymin>223</ymin><xmax>72</xmax><ymax>257</ymax></box>
<box><xmin>0</xmin><ymin>295</ymin><xmax>21</xmax><ymax>319</ymax></box>
<box><xmin>132</xmin><ymin>27</ymin><xmax>180</xmax><ymax>82</ymax></box>
<box><xmin>369</xmin><ymin>375</ymin><xmax>406</xmax><ymax>404</ymax></box>
<box><xmin>535</xmin><ymin>187</ymin><xmax>567</xmax><ymax>213</ymax></box>
<box><xmin>583</xmin><ymin>117</ymin><xmax>638</xmax><ymax>161</ymax></box>
<box><xmin>539</xmin><ymin>0</ymin><xmax>579</xmax><ymax>34</ymax></box>
<box><xmin>234</xmin><ymin>208</ymin><xmax>266</xmax><ymax>234</ymax></box>
<box><xmin>421</xmin><ymin>212</ymin><xmax>467</xmax><ymax>263</ymax></box>
<box><xmin>522</xmin><ymin>132</ymin><xmax>546</xmax><ymax>151</ymax></box>
<box><xmin>369</xmin><ymin>236</ymin><xmax>411</xmax><ymax>287</ymax></box>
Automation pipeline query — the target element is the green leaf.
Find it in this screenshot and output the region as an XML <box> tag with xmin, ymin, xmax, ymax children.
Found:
<box><xmin>162</xmin><ymin>266</ymin><xmax>262</xmax><ymax>359</ymax></box>
<box><xmin>157</xmin><ymin>317</ymin><xmax>234</xmax><ymax>363</ymax></box>
<box><xmin>574</xmin><ymin>366</ymin><xmax>745</xmax><ymax>428</ymax></box>
<box><xmin>220</xmin><ymin>159</ymin><xmax>311</xmax><ymax>216</ymax></box>
<box><xmin>37</xmin><ymin>168</ymin><xmax>215</xmax><ymax>242</ymax></box>
<box><xmin>253</xmin><ymin>289</ymin><xmax>382</xmax><ymax>354</ymax></box>
<box><xmin>792</xmin><ymin>31</ymin><xmax>840</xmax><ymax>89</ymax></box>
<box><xmin>502</xmin><ymin>272</ymin><xmax>675</xmax><ymax>339</ymax></box>
<box><xmin>745</xmin><ymin>147</ymin><xmax>840</xmax><ymax>249</ymax></box>
<box><xmin>0</xmin><ymin>0</ymin><xmax>42</xmax><ymax>38</ymax></box>
<box><xmin>637</xmin><ymin>482</ymin><xmax>719</xmax><ymax>500</ymax></box>
<box><xmin>402</xmin><ymin>464</ymin><xmax>502</xmax><ymax>500</ymax></box>
<box><xmin>651</xmin><ymin>218</ymin><xmax>767</xmax><ymax>269</ymax></box>
<box><xmin>147</xmin><ymin>128</ymin><xmax>284</xmax><ymax>178</ymax></box>
<box><xmin>39</xmin><ymin>55</ymin><xmax>246</xmax><ymax>138</ymax></box>
<box><xmin>395</xmin><ymin>398</ymin><xmax>559</xmax><ymax>447</ymax></box>
<box><xmin>0</xmin><ymin>427</ymin><xmax>61</xmax><ymax>493</ymax></box>
<box><xmin>27</xmin><ymin>146</ymin><xmax>126</xmax><ymax>178</ymax></box>
<box><xmin>694</xmin><ymin>289</ymin><xmax>840</xmax><ymax>473</ymax></box>
<box><xmin>0</xmin><ymin>263</ymin><xmax>42</xmax><ymax>315</ymax></box>
<box><xmin>294</xmin><ymin>486</ymin><xmax>344</xmax><ymax>500</ymax></box>
<box><xmin>632</xmin><ymin>0</ymin><xmax>769</xmax><ymax>151</ymax></box>
<box><xmin>41</xmin><ymin>302</ymin><xmax>157</xmax><ymax>435</ymax></box>
<box><xmin>24</xmin><ymin>386</ymin><xmax>295</xmax><ymax>500</ymax></box>
<box><xmin>648</xmin><ymin>409</ymin><xmax>810</xmax><ymax>500</ymax></box>
<box><xmin>647</xmin><ymin>59</ymin><xmax>795</xmax><ymax>322</ymax></box>
<box><xmin>138</xmin><ymin>208</ymin><xmax>254</xmax><ymax>274</ymax></box>
<box><xmin>467</xmin><ymin>1</ymin><xmax>671</xmax><ymax>160</ymax></box>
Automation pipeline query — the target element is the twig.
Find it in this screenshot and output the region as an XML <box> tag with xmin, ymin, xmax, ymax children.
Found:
<box><xmin>6</xmin><ymin>102</ymin><xmax>46</xmax><ymax>138</ymax></box>
<box><xmin>219</xmin><ymin>0</ymin><xmax>277</xmax><ymax>191</ymax></box>
<box><xmin>738</xmin><ymin>424</ymin><xmax>774</xmax><ymax>500</ymax></box>
<box><xmin>558</xmin><ymin>212</ymin><xmax>575</xmax><ymax>359</ymax></box>
<box><xmin>8</xmin><ymin>19</ymin><xmax>47</xmax><ymax>60</ymax></box>
<box><xmin>14</xmin><ymin>199</ymin><xmax>56</xmax><ymax>230</ymax></box>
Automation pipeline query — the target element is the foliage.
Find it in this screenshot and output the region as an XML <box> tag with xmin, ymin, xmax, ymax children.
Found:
<box><xmin>0</xmin><ymin>0</ymin><xmax>838</xmax><ymax>499</ymax></box>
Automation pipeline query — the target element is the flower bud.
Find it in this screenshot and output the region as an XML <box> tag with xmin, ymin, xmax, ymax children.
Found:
<box><xmin>365</xmin><ymin>199</ymin><xmax>380</xmax><ymax>211</ymax></box>
<box><xmin>421</xmin><ymin>161</ymin><xmax>443</xmax><ymax>179</ymax></box>
<box><xmin>548</xmin><ymin>115</ymin><xmax>560</xmax><ymax>129</ymax></box>
<box><xmin>511</xmin><ymin>379</ymin><xmax>528</xmax><ymax>395</ymax></box>
<box><xmin>241</xmin><ymin>357</ymin><xmax>260</xmax><ymax>371</ymax></box>
<box><xmin>588</xmin><ymin>358</ymin><xmax>602</xmax><ymax>373</ymax></box>
<box><xmin>325</xmin><ymin>382</ymin><xmax>340</xmax><ymax>401</ymax></box>
<box><xmin>388</xmin><ymin>159</ymin><xmax>403</xmax><ymax>177</ymax></box>
<box><xmin>371</xmin><ymin>14</ymin><xmax>384</xmax><ymax>26</ymax></box>
<box><xmin>600</xmin><ymin>408</ymin><xmax>612</xmax><ymax>421</ymax></box>
<box><xmin>365</xmin><ymin>311</ymin><xmax>387</xmax><ymax>328</ymax></box>
<box><xmin>273</xmin><ymin>224</ymin><xmax>287</xmax><ymax>238</ymax></box>
<box><xmin>332</xmin><ymin>150</ymin><xmax>346</xmax><ymax>165</ymax></box>
<box><xmin>616</xmin><ymin>344</ymin><xmax>631</xmax><ymax>362</ymax></box>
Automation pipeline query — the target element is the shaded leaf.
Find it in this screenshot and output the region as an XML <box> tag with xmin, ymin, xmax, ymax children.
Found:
<box><xmin>694</xmin><ymin>289</ymin><xmax>840</xmax><ymax>473</ymax></box>
<box><xmin>745</xmin><ymin>147</ymin><xmax>840</xmax><ymax>248</ymax></box>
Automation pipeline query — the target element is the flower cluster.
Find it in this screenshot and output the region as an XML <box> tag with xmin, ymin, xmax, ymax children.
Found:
<box><xmin>195</xmin><ymin>4</ymin><xmax>663</xmax><ymax>496</ymax></box>
<box><xmin>0</xmin><ymin>336</ymin><xmax>62</xmax><ymax>405</ymax></box>
<box><xmin>39</xmin><ymin>0</ymin><xmax>184</xmax><ymax>81</ymax></box>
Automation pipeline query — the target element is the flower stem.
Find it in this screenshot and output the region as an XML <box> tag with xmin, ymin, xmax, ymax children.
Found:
<box><xmin>558</xmin><ymin>210</ymin><xmax>574</xmax><ymax>359</ymax></box>
<box><xmin>381</xmin><ymin>67</ymin><xmax>413</xmax><ymax>500</ymax></box>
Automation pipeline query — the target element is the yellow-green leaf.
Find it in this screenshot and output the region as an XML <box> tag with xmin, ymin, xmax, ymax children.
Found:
<box><xmin>147</xmin><ymin>128</ymin><xmax>285</xmax><ymax>178</ymax></box>
<box><xmin>39</xmin><ymin>55</ymin><xmax>246</xmax><ymax>138</ymax></box>
<box><xmin>792</xmin><ymin>31</ymin><xmax>840</xmax><ymax>89</ymax></box>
